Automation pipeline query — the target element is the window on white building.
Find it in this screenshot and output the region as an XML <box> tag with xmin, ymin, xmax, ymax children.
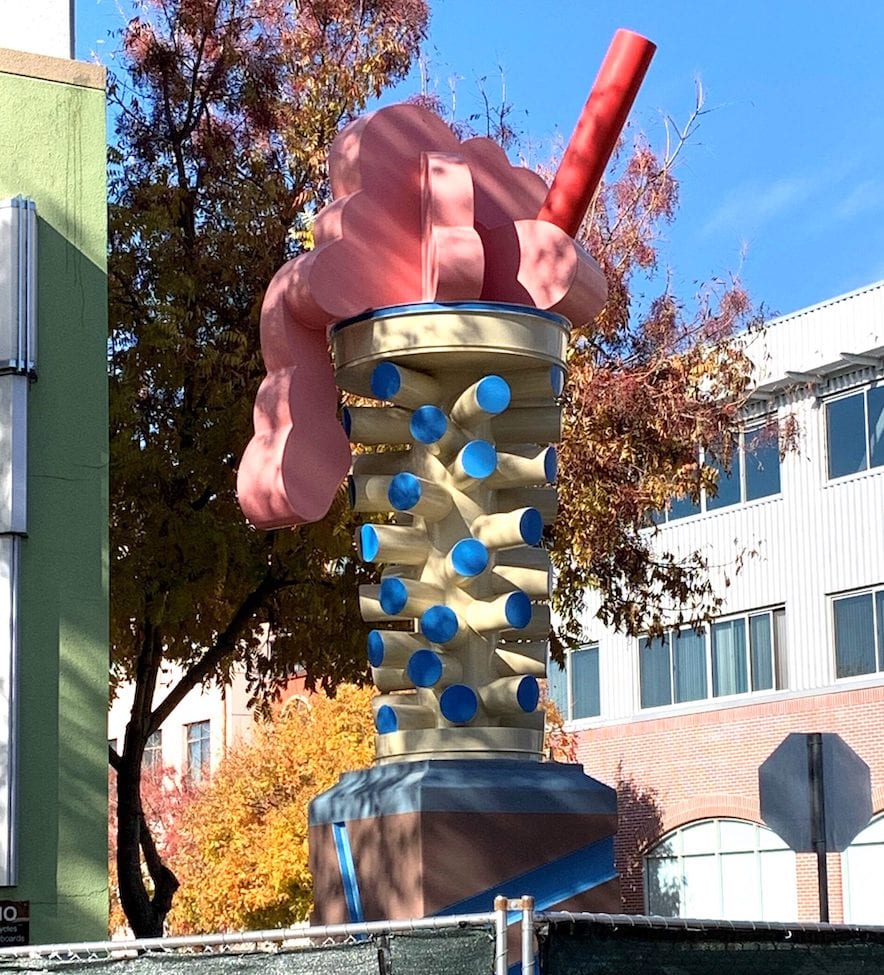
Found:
<box><xmin>645</xmin><ymin>819</ymin><xmax>797</xmax><ymax>921</ymax></box>
<box><xmin>833</xmin><ymin>587</ymin><xmax>884</xmax><ymax>679</ymax></box>
<box><xmin>547</xmin><ymin>658</ymin><xmax>567</xmax><ymax>716</ymax></box>
<box><xmin>546</xmin><ymin>644</ymin><xmax>601</xmax><ymax>721</ymax></box>
<box><xmin>639</xmin><ymin>608</ymin><xmax>785</xmax><ymax>709</ymax></box>
<box><xmin>185</xmin><ymin>720</ymin><xmax>210</xmax><ymax>785</ymax></box>
<box><xmin>656</xmin><ymin>425</ymin><xmax>781</xmax><ymax>523</ymax></box>
<box><xmin>143</xmin><ymin>729</ymin><xmax>163</xmax><ymax>770</ymax></box>
<box><xmin>826</xmin><ymin>385</ymin><xmax>884</xmax><ymax>479</ymax></box>
<box><xmin>842</xmin><ymin>813</ymin><xmax>884</xmax><ymax>925</ymax></box>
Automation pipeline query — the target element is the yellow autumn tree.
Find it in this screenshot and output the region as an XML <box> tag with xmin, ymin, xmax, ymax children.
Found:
<box><xmin>168</xmin><ymin>684</ymin><xmax>375</xmax><ymax>933</ymax></box>
<box><xmin>164</xmin><ymin>684</ymin><xmax>573</xmax><ymax>934</ymax></box>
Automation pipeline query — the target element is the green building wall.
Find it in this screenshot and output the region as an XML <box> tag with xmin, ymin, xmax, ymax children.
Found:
<box><xmin>0</xmin><ymin>48</ymin><xmax>108</xmax><ymax>943</ymax></box>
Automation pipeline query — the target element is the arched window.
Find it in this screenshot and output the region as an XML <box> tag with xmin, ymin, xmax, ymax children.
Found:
<box><xmin>644</xmin><ymin>818</ymin><xmax>797</xmax><ymax>921</ymax></box>
<box><xmin>842</xmin><ymin>813</ymin><xmax>884</xmax><ymax>924</ymax></box>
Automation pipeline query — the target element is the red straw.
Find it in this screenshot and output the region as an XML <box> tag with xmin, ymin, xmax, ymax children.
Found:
<box><xmin>538</xmin><ymin>29</ymin><xmax>656</xmax><ymax>238</ymax></box>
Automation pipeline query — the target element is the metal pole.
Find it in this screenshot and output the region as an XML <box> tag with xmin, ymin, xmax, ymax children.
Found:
<box><xmin>494</xmin><ymin>895</ymin><xmax>509</xmax><ymax>975</ymax></box>
<box><xmin>520</xmin><ymin>896</ymin><xmax>535</xmax><ymax>975</ymax></box>
<box><xmin>808</xmin><ymin>732</ymin><xmax>829</xmax><ymax>923</ymax></box>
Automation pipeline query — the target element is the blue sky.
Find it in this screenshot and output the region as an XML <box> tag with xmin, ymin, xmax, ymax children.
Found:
<box><xmin>76</xmin><ymin>0</ymin><xmax>884</xmax><ymax>321</ymax></box>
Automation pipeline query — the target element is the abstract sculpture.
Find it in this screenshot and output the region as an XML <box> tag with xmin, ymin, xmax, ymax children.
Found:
<box><xmin>238</xmin><ymin>27</ymin><xmax>655</xmax><ymax>929</ymax></box>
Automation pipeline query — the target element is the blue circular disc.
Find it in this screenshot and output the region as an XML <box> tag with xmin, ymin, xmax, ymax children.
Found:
<box><xmin>359</xmin><ymin>524</ymin><xmax>380</xmax><ymax>561</ymax></box>
<box><xmin>388</xmin><ymin>472</ymin><xmax>421</xmax><ymax>511</ymax></box>
<box><xmin>342</xmin><ymin>407</ymin><xmax>353</xmax><ymax>437</ymax></box>
<box><xmin>375</xmin><ymin>705</ymin><xmax>398</xmax><ymax>734</ymax></box>
<box><xmin>370</xmin><ymin>362</ymin><xmax>402</xmax><ymax>400</ymax></box>
<box><xmin>379</xmin><ymin>577</ymin><xmax>408</xmax><ymax>615</ymax></box>
<box><xmin>519</xmin><ymin>508</ymin><xmax>544</xmax><ymax>545</ymax></box>
<box><xmin>516</xmin><ymin>675</ymin><xmax>540</xmax><ymax>712</ymax></box>
<box><xmin>460</xmin><ymin>440</ymin><xmax>497</xmax><ymax>479</ymax></box>
<box><xmin>505</xmin><ymin>591</ymin><xmax>532</xmax><ymax>629</ymax></box>
<box><xmin>550</xmin><ymin>365</ymin><xmax>565</xmax><ymax>397</ymax></box>
<box><xmin>410</xmin><ymin>405</ymin><xmax>447</xmax><ymax>444</ymax></box>
<box><xmin>407</xmin><ymin>649</ymin><xmax>444</xmax><ymax>687</ymax></box>
<box><xmin>544</xmin><ymin>447</ymin><xmax>558</xmax><ymax>484</ymax></box>
<box><xmin>450</xmin><ymin>538</ymin><xmax>489</xmax><ymax>577</ymax></box>
<box><xmin>440</xmin><ymin>684</ymin><xmax>478</xmax><ymax>723</ymax></box>
<box><xmin>367</xmin><ymin>630</ymin><xmax>385</xmax><ymax>667</ymax></box>
<box><xmin>476</xmin><ymin>375</ymin><xmax>511</xmax><ymax>415</ymax></box>
<box><xmin>420</xmin><ymin>605</ymin><xmax>459</xmax><ymax>644</ymax></box>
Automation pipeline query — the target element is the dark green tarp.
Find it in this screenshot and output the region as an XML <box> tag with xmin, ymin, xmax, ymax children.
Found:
<box><xmin>0</xmin><ymin>930</ymin><xmax>494</xmax><ymax>975</ymax></box>
<box><xmin>541</xmin><ymin>917</ymin><xmax>884</xmax><ymax>974</ymax></box>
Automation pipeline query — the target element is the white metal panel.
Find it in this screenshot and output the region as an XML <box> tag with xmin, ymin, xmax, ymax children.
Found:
<box><xmin>0</xmin><ymin>377</ymin><xmax>28</xmax><ymax>534</ymax></box>
<box><xmin>744</xmin><ymin>281</ymin><xmax>884</xmax><ymax>387</ymax></box>
<box><xmin>0</xmin><ymin>198</ymin><xmax>35</xmax><ymax>886</ymax></box>
<box><xmin>0</xmin><ymin>536</ymin><xmax>19</xmax><ymax>884</ymax></box>
<box><xmin>0</xmin><ymin>198</ymin><xmax>37</xmax><ymax>374</ymax></box>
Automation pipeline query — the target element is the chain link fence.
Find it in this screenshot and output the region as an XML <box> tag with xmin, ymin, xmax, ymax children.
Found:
<box><xmin>0</xmin><ymin>920</ymin><xmax>496</xmax><ymax>975</ymax></box>
<box><xmin>5</xmin><ymin>905</ymin><xmax>884</xmax><ymax>974</ymax></box>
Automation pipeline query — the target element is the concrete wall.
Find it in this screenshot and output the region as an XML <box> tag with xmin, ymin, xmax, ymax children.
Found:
<box><xmin>0</xmin><ymin>47</ymin><xmax>108</xmax><ymax>942</ymax></box>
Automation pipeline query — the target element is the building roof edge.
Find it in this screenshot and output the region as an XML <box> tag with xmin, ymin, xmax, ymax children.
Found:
<box><xmin>0</xmin><ymin>46</ymin><xmax>105</xmax><ymax>91</ymax></box>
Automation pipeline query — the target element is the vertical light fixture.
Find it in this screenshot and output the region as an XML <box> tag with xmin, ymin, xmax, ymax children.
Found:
<box><xmin>0</xmin><ymin>196</ymin><xmax>37</xmax><ymax>884</ymax></box>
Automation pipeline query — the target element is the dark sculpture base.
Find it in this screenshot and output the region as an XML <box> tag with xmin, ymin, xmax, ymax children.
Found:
<box><xmin>308</xmin><ymin>759</ymin><xmax>619</xmax><ymax>924</ymax></box>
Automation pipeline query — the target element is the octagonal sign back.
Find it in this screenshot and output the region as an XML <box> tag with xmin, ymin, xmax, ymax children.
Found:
<box><xmin>759</xmin><ymin>732</ymin><xmax>871</xmax><ymax>853</ymax></box>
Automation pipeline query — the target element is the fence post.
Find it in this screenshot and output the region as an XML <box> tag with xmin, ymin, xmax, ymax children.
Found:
<box><xmin>494</xmin><ymin>895</ymin><xmax>509</xmax><ymax>975</ymax></box>
<box><xmin>520</xmin><ymin>895</ymin><xmax>535</xmax><ymax>975</ymax></box>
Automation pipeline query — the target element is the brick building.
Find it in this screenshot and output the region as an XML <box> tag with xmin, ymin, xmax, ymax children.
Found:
<box><xmin>550</xmin><ymin>280</ymin><xmax>884</xmax><ymax>924</ymax></box>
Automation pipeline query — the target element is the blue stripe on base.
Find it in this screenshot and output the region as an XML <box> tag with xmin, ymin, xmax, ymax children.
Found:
<box><xmin>433</xmin><ymin>834</ymin><xmax>616</xmax><ymax>918</ymax></box>
<box><xmin>332</xmin><ymin>822</ymin><xmax>365</xmax><ymax>923</ymax></box>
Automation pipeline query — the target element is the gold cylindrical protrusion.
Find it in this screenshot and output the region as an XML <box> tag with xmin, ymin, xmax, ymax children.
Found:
<box><xmin>344</xmin><ymin>405</ymin><xmax>413</xmax><ymax>445</ymax></box>
<box><xmin>488</xmin><ymin>446</ymin><xmax>556</xmax><ymax>488</ymax></box>
<box><xmin>472</xmin><ymin>507</ymin><xmax>543</xmax><ymax>551</ymax></box>
<box><xmin>372</xmin><ymin>667</ymin><xmax>413</xmax><ymax>692</ymax></box>
<box><xmin>356</xmin><ymin>523</ymin><xmax>430</xmax><ymax>565</ymax></box>
<box><xmin>479</xmin><ymin>676</ymin><xmax>539</xmax><ymax>716</ymax></box>
<box><xmin>491</xmin><ymin>563</ymin><xmax>552</xmax><ymax>599</ymax></box>
<box><xmin>466</xmin><ymin>591</ymin><xmax>531</xmax><ymax>634</ymax></box>
<box><xmin>370</xmin><ymin>361</ymin><xmax>441</xmax><ymax>408</ymax></box>
<box><xmin>495</xmin><ymin>547</ymin><xmax>551</xmax><ymax>571</ymax></box>
<box><xmin>378</xmin><ymin>577</ymin><xmax>446</xmax><ymax>618</ymax></box>
<box><xmin>388</xmin><ymin>473</ymin><xmax>453</xmax><ymax>521</ymax></box>
<box><xmin>496</xmin><ymin>487</ymin><xmax>558</xmax><ymax>524</ymax></box>
<box><xmin>372</xmin><ymin>694</ymin><xmax>437</xmax><ymax>731</ymax></box>
<box><xmin>500</xmin><ymin>603</ymin><xmax>550</xmax><ymax>641</ymax></box>
<box><xmin>351</xmin><ymin>449</ymin><xmax>414</xmax><ymax>477</ymax></box>
<box><xmin>367</xmin><ymin>629</ymin><xmax>425</xmax><ymax>668</ymax></box>
<box><xmin>449</xmin><ymin>375</ymin><xmax>511</xmax><ymax>428</ymax></box>
<box><xmin>348</xmin><ymin>474</ymin><xmax>394</xmax><ymax>513</ymax></box>
<box><xmin>491</xmin><ymin>406</ymin><xmax>562</xmax><ymax>444</ymax></box>
<box><xmin>494</xmin><ymin>642</ymin><xmax>548</xmax><ymax>677</ymax></box>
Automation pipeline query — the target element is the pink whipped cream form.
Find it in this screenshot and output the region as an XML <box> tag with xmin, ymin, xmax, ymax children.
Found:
<box><xmin>238</xmin><ymin>30</ymin><xmax>656</xmax><ymax>528</ymax></box>
<box><xmin>237</xmin><ymin>104</ymin><xmax>605</xmax><ymax>528</ymax></box>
